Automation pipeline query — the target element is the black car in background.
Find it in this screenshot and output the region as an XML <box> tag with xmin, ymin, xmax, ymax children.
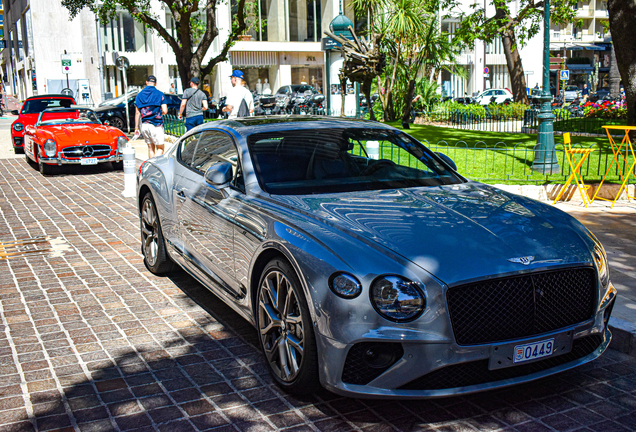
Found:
<box><xmin>94</xmin><ymin>91</ymin><xmax>181</xmax><ymax>131</ymax></box>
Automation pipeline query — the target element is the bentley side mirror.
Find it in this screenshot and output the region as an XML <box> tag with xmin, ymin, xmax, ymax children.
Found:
<box><xmin>11</xmin><ymin>110</ymin><xmax>19</xmax><ymax>115</ymax></box>
<box><xmin>436</xmin><ymin>152</ymin><xmax>458</xmax><ymax>171</ymax></box>
<box><xmin>204</xmin><ymin>162</ymin><xmax>233</xmax><ymax>187</ymax></box>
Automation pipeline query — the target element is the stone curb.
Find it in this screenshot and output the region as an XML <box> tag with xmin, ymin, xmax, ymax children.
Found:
<box><xmin>608</xmin><ymin>317</ymin><xmax>636</xmax><ymax>357</ymax></box>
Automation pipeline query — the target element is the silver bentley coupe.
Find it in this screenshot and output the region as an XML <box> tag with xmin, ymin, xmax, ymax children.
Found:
<box><xmin>136</xmin><ymin>116</ymin><xmax>616</xmax><ymax>398</ymax></box>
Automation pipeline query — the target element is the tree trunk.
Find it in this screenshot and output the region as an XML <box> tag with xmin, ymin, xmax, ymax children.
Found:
<box><xmin>501</xmin><ymin>30</ymin><xmax>529</xmax><ymax>104</ymax></box>
<box><xmin>401</xmin><ymin>78</ymin><xmax>416</xmax><ymax>127</ymax></box>
<box><xmin>608</xmin><ymin>0</ymin><xmax>636</xmax><ymax>126</ymax></box>
<box><xmin>608</xmin><ymin>43</ymin><xmax>621</xmax><ymax>98</ymax></box>
<box><xmin>362</xmin><ymin>78</ymin><xmax>375</xmax><ymax>121</ymax></box>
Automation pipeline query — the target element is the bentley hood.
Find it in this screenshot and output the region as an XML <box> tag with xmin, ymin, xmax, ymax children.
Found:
<box><xmin>38</xmin><ymin>125</ymin><xmax>121</xmax><ymax>146</ymax></box>
<box><xmin>271</xmin><ymin>183</ymin><xmax>594</xmax><ymax>284</ymax></box>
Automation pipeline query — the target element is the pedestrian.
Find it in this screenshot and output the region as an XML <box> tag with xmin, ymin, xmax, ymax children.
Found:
<box><xmin>223</xmin><ymin>70</ymin><xmax>254</xmax><ymax>118</ymax></box>
<box><xmin>582</xmin><ymin>83</ymin><xmax>589</xmax><ymax>103</ymax></box>
<box><xmin>134</xmin><ymin>75</ymin><xmax>168</xmax><ymax>159</ymax></box>
<box><xmin>179</xmin><ymin>77</ymin><xmax>209</xmax><ymax>131</ymax></box>
<box><xmin>169</xmin><ymin>83</ymin><xmax>176</xmax><ymax>94</ymax></box>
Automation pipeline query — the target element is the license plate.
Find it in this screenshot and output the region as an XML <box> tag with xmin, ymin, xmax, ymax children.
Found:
<box><xmin>80</xmin><ymin>158</ymin><xmax>97</xmax><ymax>165</ymax></box>
<box><xmin>265</xmin><ymin>109</ymin><xmax>272</xmax><ymax>115</ymax></box>
<box><xmin>300</xmin><ymin>111</ymin><xmax>306</xmax><ymax>115</ymax></box>
<box><xmin>514</xmin><ymin>338</ymin><xmax>554</xmax><ymax>363</ymax></box>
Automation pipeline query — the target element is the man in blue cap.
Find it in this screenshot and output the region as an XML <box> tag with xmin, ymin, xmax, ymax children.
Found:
<box><xmin>223</xmin><ymin>70</ymin><xmax>254</xmax><ymax>119</ymax></box>
<box><xmin>179</xmin><ymin>77</ymin><xmax>208</xmax><ymax>131</ymax></box>
<box><xmin>134</xmin><ymin>75</ymin><xmax>168</xmax><ymax>158</ymax></box>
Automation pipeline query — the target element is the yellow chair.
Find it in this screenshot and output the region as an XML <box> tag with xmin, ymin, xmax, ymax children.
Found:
<box><xmin>552</xmin><ymin>133</ymin><xmax>595</xmax><ymax>207</ymax></box>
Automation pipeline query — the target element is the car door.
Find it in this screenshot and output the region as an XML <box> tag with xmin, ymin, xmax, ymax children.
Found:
<box><xmin>176</xmin><ymin>130</ymin><xmax>244</xmax><ymax>299</ymax></box>
<box><xmin>169</xmin><ymin>132</ymin><xmax>202</xmax><ymax>256</ymax></box>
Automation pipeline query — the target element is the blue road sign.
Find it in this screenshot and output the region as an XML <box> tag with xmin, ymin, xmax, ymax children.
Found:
<box><xmin>560</xmin><ymin>70</ymin><xmax>569</xmax><ymax>81</ymax></box>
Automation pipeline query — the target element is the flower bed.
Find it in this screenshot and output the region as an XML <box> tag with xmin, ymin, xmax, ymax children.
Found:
<box><xmin>583</xmin><ymin>100</ymin><xmax>626</xmax><ymax>120</ymax></box>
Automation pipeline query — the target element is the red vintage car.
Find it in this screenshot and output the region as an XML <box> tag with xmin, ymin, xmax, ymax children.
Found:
<box><xmin>12</xmin><ymin>94</ymin><xmax>76</xmax><ymax>152</ymax></box>
<box><xmin>24</xmin><ymin>107</ymin><xmax>128</xmax><ymax>175</ymax></box>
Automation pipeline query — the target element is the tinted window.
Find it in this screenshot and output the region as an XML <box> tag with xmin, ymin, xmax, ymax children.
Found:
<box><xmin>191</xmin><ymin>131</ymin><xmax>238</xmax><ymax>174</ymax></box>
<box><xmin>248</xmin><ymin>128</ymin><xmax>463</xmax><ymax>195</ymax></box>
<box><xmin>179</xmin><ymin>133</ymin><xmax>201</xmax><ymax>166</ymax></box>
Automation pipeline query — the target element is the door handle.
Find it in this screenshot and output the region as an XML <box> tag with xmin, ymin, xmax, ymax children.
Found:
<box><xmin>176</xmin><ymin>190</ymin><xmax>186</xmax><ymax>202</ymax></box>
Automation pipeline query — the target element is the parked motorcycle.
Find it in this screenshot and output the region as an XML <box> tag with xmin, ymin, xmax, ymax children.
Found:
<box><xmin>255</xmin><ymin>94</ymin><xmax>280</xmax><ymax>115</ymax></box>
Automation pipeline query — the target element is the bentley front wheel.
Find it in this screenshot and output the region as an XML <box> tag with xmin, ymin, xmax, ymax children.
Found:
<box><xmin>140</xmin><ymin>193</ymin><xmax>175</xmax><ymax>274</ymax></box>
<box><xmin>256</xmin><ymin>259</ymin><xmax>319</xmax><ymax>395</ymax></box>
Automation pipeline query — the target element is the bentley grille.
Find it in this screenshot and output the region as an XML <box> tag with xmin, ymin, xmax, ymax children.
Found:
<box><xmin>446</xmin><ymin>268</ymin><xmax>596</xmax><ymax>345</ymax></box>
<box><xmin>398</xmin><ymin>335</ymin><xmax>602</xmax><ymax>391</ymax></box>
<box><xmin>62</xmin><ymin>145</ymin><xmax>112</xmax><ymax>159</ymax></box>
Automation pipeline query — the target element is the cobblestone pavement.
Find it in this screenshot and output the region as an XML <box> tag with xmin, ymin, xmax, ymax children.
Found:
<box><xmin>1</xmin><ymin>158</ymin><xmax>635</xmax><ymax>432</ymax></box>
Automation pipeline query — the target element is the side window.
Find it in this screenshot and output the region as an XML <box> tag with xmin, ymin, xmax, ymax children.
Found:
<box><xmin>178</xmin><ymin>133</ymin><xmax>201</xmax><ymax>166</ymax></box>
<box><xmin>192</xmin><ymin>131</ymin><xmax>239</xmax><ymax>175</ymax></box>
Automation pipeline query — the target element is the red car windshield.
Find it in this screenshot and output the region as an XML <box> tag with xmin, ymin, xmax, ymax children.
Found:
<box><xmin>21</xmin><ymin>98</ymin><xmax>74</xmax><ymax>114</ymax></box>
<box><xmin>38</xmin><ymin>109</ymin><xmax>101</xmax><ymax>126</ymax></box>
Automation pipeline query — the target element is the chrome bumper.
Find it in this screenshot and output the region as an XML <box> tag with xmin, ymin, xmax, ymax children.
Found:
<box><xmin>39</xmin><ymin>153</ymin><xmax>123</xmax><ymax>165</ymax></box>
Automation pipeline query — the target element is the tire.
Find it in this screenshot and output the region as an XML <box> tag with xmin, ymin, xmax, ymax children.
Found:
<box><xmin>140</xmin><ymin>192</ymin><xmax>175</xmax><ymax>274</ymax></box>
<box><xmin>112</xmin><ymin>161</ymin><xmax>124</xmax><ymax>170</ymax></box>
<box><xmin>256</xmin><ymin>259</ymin><xmax>319</xmax><ymax>395</ymax></box>
<box><xmin>109</xmin><ymin>116</ymin><xmax>126</xmax><ymax>131</ymax></box>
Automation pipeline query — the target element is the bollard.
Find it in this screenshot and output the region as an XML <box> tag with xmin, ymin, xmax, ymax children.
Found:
<box><xmin>367</xmin><ymin>140</ymin><xmax>380</xmax><ymax>160</ymax></box>
<box><xmin>121</xmin><ymin>146</ymin><xmax>136</xmax><ymax>198</ymax></box>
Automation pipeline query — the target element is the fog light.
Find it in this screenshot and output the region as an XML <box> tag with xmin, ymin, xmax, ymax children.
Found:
<box><xmin>44</xmin><ymin>139</ymin><xmax>56</xmax><ymax>157</ymax></box>
<box><xmin>363</xmin><ymin>344</ymin><xmax>401</xmax><ymax>369</ymax></box>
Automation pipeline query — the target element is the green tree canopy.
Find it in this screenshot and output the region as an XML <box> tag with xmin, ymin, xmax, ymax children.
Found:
<box><xmin>456</xmin><ymin>0</ymin><xmax>576</xmax><ymax>104</ymax></box>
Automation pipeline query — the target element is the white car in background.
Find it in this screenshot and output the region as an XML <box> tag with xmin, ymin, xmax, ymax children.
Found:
<box><xmin>475</xmin><ymin>88</ymin><xmax>513</xmax><ymax>105</ymax></box>
<box><xmin>564</xmin><ymin>85</ymin><xmax>581</xmax><ymax>102</ymax></box>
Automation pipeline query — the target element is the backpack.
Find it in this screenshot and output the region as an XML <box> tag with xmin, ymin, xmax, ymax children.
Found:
<box><xmin>237</xmin><ymin>97</ymin><xmax>250</xmax><ymax>118</ymax></box>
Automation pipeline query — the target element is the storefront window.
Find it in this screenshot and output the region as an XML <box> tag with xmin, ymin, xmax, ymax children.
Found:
<box><xmin>292</xmin><ymin>66</ymin><xmax>323</xmax><ymax>93</ymax></box>
<box><xmin>25</xmin><ymin>9</ymin><xmax>34</xmax><ymax>57</ymax></box>
<box><xmin>244</xmin><ymin>68</ymin><xmax>272</xmax><ymax>94</ymax></box>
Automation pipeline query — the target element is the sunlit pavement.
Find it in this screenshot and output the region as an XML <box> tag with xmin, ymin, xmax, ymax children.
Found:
<box><xmin>0</xmin><ymin>158</ymin><xmax>635</xmax><ymax>432</ymax></box>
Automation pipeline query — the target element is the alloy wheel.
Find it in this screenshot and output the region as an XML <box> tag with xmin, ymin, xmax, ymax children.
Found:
<box><xmin>141</xmin><ymin>198</ymin><xmax>159</xmax><ymax>266</ymax></box>
<box><xmin>258</xmin><ymin>270</ymin><xmax>305</xmax><ymax>382</ymax></box>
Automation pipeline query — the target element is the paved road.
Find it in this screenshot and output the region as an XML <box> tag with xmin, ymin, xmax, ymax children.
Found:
<box><xmin>0</xmin><ymin>154</ymin><xmax>635</xmax><ymax>431</ymax></box>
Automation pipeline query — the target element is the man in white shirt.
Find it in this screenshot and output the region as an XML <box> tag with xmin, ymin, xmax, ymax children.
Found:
<box><xmin>223</xmin><ymin>70</ymin><xmax>254</xmax><ymax>118</ymax></box>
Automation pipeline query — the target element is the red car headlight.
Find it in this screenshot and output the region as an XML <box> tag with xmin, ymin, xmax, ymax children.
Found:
<box><xmin>13</xmin><ymin>123</ymin><xmax>24</xmax><ymax>132</ymax></box>
<box><xmin>117</xmin><ymin>136</ymin><xmax>128</xmax><ymax>152</ymax></box>
<box><xmin>44</xmin><ymin>139</ymin><xmax>57</xmax><ymax>157</ymax></box>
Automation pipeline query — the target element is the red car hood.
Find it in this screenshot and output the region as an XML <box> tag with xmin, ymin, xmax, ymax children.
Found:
<box><xmin>36</xmin><ymin>124</ymin><xmax>121</xmax><ymax>146</ymax></box>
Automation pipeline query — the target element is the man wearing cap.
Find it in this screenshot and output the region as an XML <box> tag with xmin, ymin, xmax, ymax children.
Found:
<box><xmin>179</xmin><ymin>77</ymin><xmax>209</xmax><ymax>131</ymax></box>
<box><xmin>134</xmin><ymin>75</ymin><xmax>168</xmax><ymax>158</ymax></box>
<box><xmin>223</xmin><ymin>70</ymin><xmax>254</xmax><ymax>119</ymax></box>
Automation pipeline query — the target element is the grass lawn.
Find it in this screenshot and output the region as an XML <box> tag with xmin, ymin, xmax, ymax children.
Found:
<box><xmin>387</xmin><ymin>122</ymin><xmax>629</xmax><ymax>185</ymax></box>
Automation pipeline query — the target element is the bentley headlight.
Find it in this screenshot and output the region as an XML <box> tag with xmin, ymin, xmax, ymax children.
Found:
<box><xmin>117</xmin><ymin>136</ymin><xmax>128</xmax><ymax>152</ymax></box>
<box><xmin>329</xmin><ymin>273</ymin><xmax>362</xmax><ymax>299</ymax></box>
<box><xmin>370</xmin><ymin>275</ymin><xmax>425</xmax><ymax>322</ymax></box>
<box><xmin>593</xmin><ymin>243</ymin><xmax>609</xmax><ymax>288</ymax></box>
<box><xmin>13</xmin><ymin>123</ymin><xmax>23</xmax><ymax>132</ymax></box>
<box><xmin>44</xmin><ymin>139</ymin><xmax>57</xmax><ymax>157</ymax></box>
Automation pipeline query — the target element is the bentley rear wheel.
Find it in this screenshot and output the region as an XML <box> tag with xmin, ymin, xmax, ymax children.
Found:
<box><xmin>140</xmin><ymin>192</ymin><xmax>175</xmax><ymax>274</ymax></box>
<box><xmin>256</xmin><ymin>259</ymin><xmax>319</xmax><ymax>395</ymax></box>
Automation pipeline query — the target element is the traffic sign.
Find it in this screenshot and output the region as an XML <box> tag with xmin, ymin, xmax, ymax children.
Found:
<box><xmin>61</xmin><ymin>54</ymin><xmax>72</xmax><ymax>75</ymax></box>
<box><xmin>560</xmin><ymin>70</ymin><xmax>569</xmax><ymax>81</ymax></box>
<box><xmin>484</xmin><ymin>67</ymin><xmax>489</xmax><ymax>74</ymax></box>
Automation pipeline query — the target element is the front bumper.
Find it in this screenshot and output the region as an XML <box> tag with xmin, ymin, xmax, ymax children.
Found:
<box><xmin>317</xmin><ymin>326</ymin><xmax>611</xmax><ymax>399</ymax></box>
<box><xmin>39</xmin><ymin>153</ymin><xmax>123</xmax><ymax>165</ymax></box>
<box><xmin>315</xmin><ymin>284</ymin><xmax>616</xmax><ymax>399</ymax></box>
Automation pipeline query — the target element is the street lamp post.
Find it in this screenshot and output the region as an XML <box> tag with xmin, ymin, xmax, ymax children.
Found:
<box><xmin>532</xmin><ymin>0</ymin><xmax>561</xmax><ymax>174</ymax></box>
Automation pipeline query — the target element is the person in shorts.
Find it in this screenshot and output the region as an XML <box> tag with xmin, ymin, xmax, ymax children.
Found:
<box><xmin>179</xmin><ymin>77</ymin><xmax>208</xmax><ymax>131</ymax></box>
<box><xmin>135</xmin><ymin>75</ymin><xmax>168</xmax><ymax>158</ymax></box>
